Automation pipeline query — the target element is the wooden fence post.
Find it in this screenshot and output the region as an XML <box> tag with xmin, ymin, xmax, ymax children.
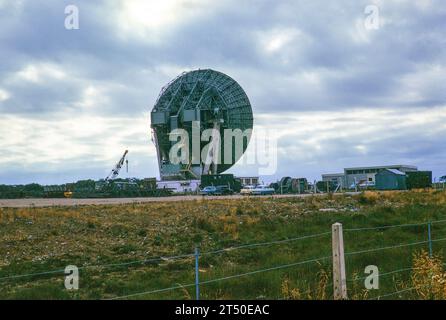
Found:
<box><xmin>195</xmin><ymin>247</ymin><xmax>200</xmax><ymax>300</ymax></box>
<box><xmin>428</xmin><ymin>222</ymin><xmax>433</xmax><ymax>258</ymax></box>
<box><xmin>332</xmin><ymin>222</ymin><xmax>348</xmax><ymax>300</ymax></box>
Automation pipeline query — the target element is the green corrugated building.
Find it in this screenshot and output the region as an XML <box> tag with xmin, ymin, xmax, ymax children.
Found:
<box><xmin>406</xmin><ymin>171</ymin><xmax>432</xmax><ymax>189</ymax></box>
<box><xmin>200</xmin><ymin>174</ymin><xmax>241</xmax><ymax>192</ymax></box>
<box><xmin>375</xmin><ymin>169</ymin><xmax>407</xmax><ymax>190</ymax></box>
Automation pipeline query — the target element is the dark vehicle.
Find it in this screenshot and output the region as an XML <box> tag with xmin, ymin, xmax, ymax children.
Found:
<box><xmin>200</xmin><ymin>174</ymin><xmax>242</xmax><ymax>192</ymax></box>
<box><xmin>200</xmin><ymin>186</ymin><xmax>218</xmax><ymax>195</ymax></box>
<box><xmin>215</xmin><ymin>185</ymin><xmax>234</xmax><ymax>195</ymax></box>
<box><xmin>200</xmin><ymin>185</ymin><xmax>234</xmax><ymax>196</ymax></box>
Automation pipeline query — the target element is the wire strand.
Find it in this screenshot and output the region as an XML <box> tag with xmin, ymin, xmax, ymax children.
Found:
<box><xmin>347</xmin><ymin>266</ymin><xmax>418</xmax><ymax>282</ymax></box>
<box><xmin>200</xmin><ymin>256</ymin><xmax>331</xmax><ymax>285</ymax></box>
<box><xmin>344</xmin><ymin>238</ymin><xmax>446</xmax><ymax>256</ymax></box>
<box><xmin>108</xmin><ymin>255</ymin><xmax>331</xmax><ymax>300</ymax></box>
<box><xmin>368</xmin><ymin>283</ymin><xmax>433</xmax><ymax>300</ymax></box>
<box><xmin>0</xmin><ymin>253</ymin><xmax>195</xmax><ymax>281</ymax></box>
<box><xmin>344</xmin><ymin>218</ymin><xmax>446</xmax><ymax>232</ymax></box>
<box><xmin>201</xmin><ymin>231</ymin><xmax>332</xmax><ymax>256</ymax></box>
<box><xmin>107</xmin><ymin>283</ymin><xmax>196</xmax><ymax>300</ymax></box>
<box><xmin>0</xmin><ymin>231</ymin><xmax>331</xmax><ymax>281</ymax></box>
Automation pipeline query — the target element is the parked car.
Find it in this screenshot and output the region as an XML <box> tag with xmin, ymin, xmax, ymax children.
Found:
<box><xmin>215</xmin><ymin>185</ymin><xmax>234</xmax><ymax>195</ymax></box>
<box><xmin>240</xmin><ymin>185</ymin><xmax>256</xmax><ymax>195</ymax></box>
<box><xmin>350</xmin><ymin>181</ymin><xmax>375</xmax><ymax>189</ymax></box>
<box><xmin>358</xmin><ymin>181</ymin><xmax>375</xmax><ymax>188</ymax></box>
<box><xmin>200</xmin><ymin>186</ymin><xmax>217</xmax><ymax>195</ymax></box>
<box><xmin>251</xmin><ymin>185</ymin><xmax>275</xmax><ymax>195</ymax></box>
<box><xmin>200</xmin><ymin>185</ymin><xmax>234</xmax><ymax>196</ymax></box>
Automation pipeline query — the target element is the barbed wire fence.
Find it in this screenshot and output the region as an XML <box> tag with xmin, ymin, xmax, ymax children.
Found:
<box><xmin>1</xmin><ymin>219</ymin><xmax>446</xmax><ymax>300</ymax></box>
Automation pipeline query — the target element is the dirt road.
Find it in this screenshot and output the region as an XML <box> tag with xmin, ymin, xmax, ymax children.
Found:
<box><xmin>0</xmin><ymin>193</ymin><xmax>330</xmax><ymax>208</ymax></box>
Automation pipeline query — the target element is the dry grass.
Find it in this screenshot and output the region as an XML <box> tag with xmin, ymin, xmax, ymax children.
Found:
<box><xmin>1</xmin><ymin>190</ymin><xmax>446</xmax><ymax>299</ymax></box>
<box><xmin>280</xmin><ymin>267</ymin><xmax>330</xmax><ymax>300</ymax></box>
<box><xmin>411</xmin><ymin>250</ymin><xmax>446</xmax><ymax>299</ymax></box>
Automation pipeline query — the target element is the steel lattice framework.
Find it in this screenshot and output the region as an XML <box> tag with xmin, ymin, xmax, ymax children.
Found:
<box><xmin>151</xmin><ymin>69</ymin><xmax>253</xmax><ymax>180</ymax></box>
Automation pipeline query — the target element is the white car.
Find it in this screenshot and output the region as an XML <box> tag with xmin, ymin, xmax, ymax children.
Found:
<box><xmin>240</xmin><ymin>185</ymin><xmax>255</xmax><ymax>195</ymax></box>
<box><xmin>251</xmin><ymin>185</ymin><xmax>275</xmax><ymax>195</ymax></box>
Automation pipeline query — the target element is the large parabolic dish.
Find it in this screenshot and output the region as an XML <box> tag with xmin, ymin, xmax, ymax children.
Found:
<box><xmin>150</xmin><ymin>69</ymin><xmax>254</xmax><ymax>180</ymax></box>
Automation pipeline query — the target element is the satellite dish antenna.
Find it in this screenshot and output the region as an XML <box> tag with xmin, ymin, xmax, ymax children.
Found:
<box><xmin>150</xmin><ymin>69</ymin><xmax>254</xmax><ymax>181</ymax></box>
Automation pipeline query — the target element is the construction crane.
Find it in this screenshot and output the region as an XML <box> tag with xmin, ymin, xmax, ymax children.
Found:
<box><xmin>105</xmin><ymin>150</ymin><xmax>128</xmax><ymax>182</ymax></box>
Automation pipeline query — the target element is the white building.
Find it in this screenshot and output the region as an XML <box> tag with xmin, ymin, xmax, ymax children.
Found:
<box><xmin>238</xmin><ymin>177</ymin><xmax>259</xmax><ymax>186</ymax></box>
<box><xmin>156</xmin><ymin>180</ymin><xmax>200</xmax><ymax>193</ymax></box>
<box><xmin>322</xmin><ymin>165</ymin><xmax>418</xmax><ymax>189</ymax></box>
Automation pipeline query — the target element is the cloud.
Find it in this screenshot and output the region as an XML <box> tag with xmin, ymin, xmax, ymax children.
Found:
<box><xmin>0</xmin><ymin>112</ymin><xmax>157</xmax><ymax>184</ymax></box>
<box><xmin>230</xmin><ymin>105</ymin><xmax>446</xmax><ymax>181</ymax></box>
<box><xmin>0</xmin><ymin>88</ymin><xmax>10</xmax><ymax>101</ymax></box>
<box><xmin>0</xmin><ymin>0</ymin><xmax>445</xmax><ymax>184</ymax></box>
<box><xmin>114</xmin><ymin>0</ymin><xmax>228</xmax><ymax>43</ymax></box>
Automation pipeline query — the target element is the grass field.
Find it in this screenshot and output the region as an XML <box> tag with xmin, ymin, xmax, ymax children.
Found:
<box><xmin>1</xmin><ymin>190</ymin><xmax>446</xmax><ymax>300</ymax></box>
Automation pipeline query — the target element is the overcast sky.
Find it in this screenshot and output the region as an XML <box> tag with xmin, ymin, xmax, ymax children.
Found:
<box><xmin>0</xmin><ymin>0</ymin><xmax>445</xmax><ymax>185</ymax></box>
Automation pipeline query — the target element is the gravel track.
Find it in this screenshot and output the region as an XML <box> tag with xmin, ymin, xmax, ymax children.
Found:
<box><xmin>0</xmin><ymin>193</ymin><xmax>328</xmax><ymax>208</ymax></box>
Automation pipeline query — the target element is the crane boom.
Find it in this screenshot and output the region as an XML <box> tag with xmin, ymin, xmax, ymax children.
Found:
<box><xmin>105</xmin><ymin>150</ymin><xmax>128</xmax><ymax>181</ymax></box>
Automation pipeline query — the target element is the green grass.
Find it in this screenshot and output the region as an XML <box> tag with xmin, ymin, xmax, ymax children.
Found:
<box><xmin>1</xmin><ymin>190</ymin><xmax>446</xmax><ymax>299</ymax></box>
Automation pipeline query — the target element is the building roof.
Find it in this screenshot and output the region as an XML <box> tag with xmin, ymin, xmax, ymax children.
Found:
<box><xmin>384</xmin><ymin>169</ymin><xmax>406</xmax><ymax>175</ymax></box>
<box><xmin>322</xmin><ymin>173</ymin><xmax>345</xmax><ymax>177</ymax></box>
<box><xmin>344</xmin><ymin>165</ymin><xmax>417</xmax><ymax>171</ymax></box>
